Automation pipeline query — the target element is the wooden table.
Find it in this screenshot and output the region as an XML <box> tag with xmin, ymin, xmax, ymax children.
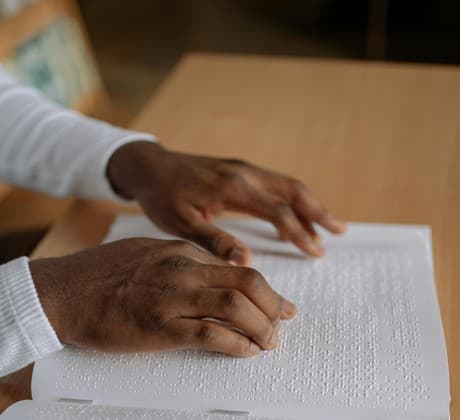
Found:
<box><xmin>1</xmin><ymin>53</ymin><xmax>459</xmax><ymax>418</ymax></box>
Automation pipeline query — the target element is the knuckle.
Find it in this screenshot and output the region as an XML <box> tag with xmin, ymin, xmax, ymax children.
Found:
<box><xmin>158</xmin><ymin>255</ymin><xmax>192</xmax><ymax>270</ymax></box>
<box><xmin>291</xmin><ymin>179</ymin><xmax>307</xmax><ymax>192</ymax></box>
<box><xmin>274</xmin><ymin>202</ymin><xmax>292</xmax><ymax>221</ymax></box>
<box><xmin>189</xmin><ymin>290</ymin><xmax>208</xmax><ymax>308</ymax></box>
<box><xmin>221</xmin><ymin>290</ymin><xmax>243</xmax><ymax>311</ymax></box>
<box><xmin>157</xmin><ymin>279</ymin><xmax>178</xmax><ymax>297</ymax></box>
<box><xmin>219</xmin><ymin>172</ymin><xmax>244</xmax><ymax>192</ymax></box>
<box><xmin>240</xmin><ymin>267</ymin><xmax>264</xmax><ymax>289</ymax></box>
<box><xmin>196</xmin><ymin>324</ymin><xmax>218</xmax><ymax>344</ymax></box>
<box><xmin>142</xmin><ymin>309</ymin><xmax>171</xmax><ymax>331</ymax></box>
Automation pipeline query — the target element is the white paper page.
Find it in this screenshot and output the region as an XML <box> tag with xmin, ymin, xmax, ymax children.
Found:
<box><xmin>32</xmin><ymin>216</ymin><xmax>449</xmax><ymax>420</ymax></box>
<box><xmin>2</xmin><ymin>401</ymin><xmax>273</xmax><ymax>420</ymax></box>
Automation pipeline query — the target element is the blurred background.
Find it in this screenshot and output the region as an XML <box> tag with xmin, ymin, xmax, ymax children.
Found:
<box><xmin>80</xmin><ymin>0</ymin><xmax>460</xmax><ymax>126</ymax></box>
<box><xmin>1</xmin><ymin>0</ymin><xmax>460</xmax><ymax>261</ymax></box>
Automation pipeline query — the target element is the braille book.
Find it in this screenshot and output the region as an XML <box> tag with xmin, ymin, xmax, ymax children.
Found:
<box><xmin>3</xmin><ymin>216</ymin><xmax>449</xmax><ymax>419</ymax></box>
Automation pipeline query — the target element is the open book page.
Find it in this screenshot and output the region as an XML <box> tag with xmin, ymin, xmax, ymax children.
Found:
<box><xmin>2</xmin><ymin>401</ymin><xmax>273</xmax><ymax>419</ymax></box>
<box><xmin>32</xmin><ymin>216</ymin><xmax>449</xmax><ymax>419</ymax></box>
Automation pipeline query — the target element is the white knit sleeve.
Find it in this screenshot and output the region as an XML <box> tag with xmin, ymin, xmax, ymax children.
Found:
<box><xmin>0</xmin><ymin>67</ymin><xmax>156</xmax><ymax>200</ymax></box>
<box><xmin>0</xmin><ymin>257</ymin><xmax>62</xmax><ymax>377</ymax></box>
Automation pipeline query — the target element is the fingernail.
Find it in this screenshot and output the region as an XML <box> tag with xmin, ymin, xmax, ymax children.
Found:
<box><xmin>249</xmin><ymin>342</ymin><xmax>261</xmax><ymax>354</ymax></box>
<box><xmin>228</xmin><ymin>247</ymin><xmax>246</xmax><ymax>265</ymax></box>
<box><xmin>281</xmin><ymin>300</ymin><xmax>298</xmax><ymax>317</ymax></box>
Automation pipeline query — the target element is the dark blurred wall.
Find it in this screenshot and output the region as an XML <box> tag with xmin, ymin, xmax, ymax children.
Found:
<box><xmin>78</xmin><ymin>0</ymin><xmax>368</xmax><ymax>123</ymax></box>
<box><xmin>387</xmin><ymin>0</ymin><xmax>460</xmax><ymax>64</ymax></box>
<box><xmin>79</xmin><ymin>0</ymin><xmax>460</xmax><ymax>64</ymax></box>
<box><xmin>77</xmin><ymin>0</ymin><xmax>460</xmax><ymax>124</ymax></box>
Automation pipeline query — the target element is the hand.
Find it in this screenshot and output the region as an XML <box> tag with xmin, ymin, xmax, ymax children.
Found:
<box><xmin>108</xmin><ymin>142</ymin><xmax>346</xmax><ymax>265</ymax></box>
<box><xmin>30</xmin><ymin>238</ymin><xmax>297</xmax><ymax>356</ymax></box>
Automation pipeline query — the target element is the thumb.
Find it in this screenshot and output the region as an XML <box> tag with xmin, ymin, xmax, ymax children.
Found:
<box><xmin>182</xmin><ymin>213</ymin><xmax>252</xmax><ymax>266</ymax></box>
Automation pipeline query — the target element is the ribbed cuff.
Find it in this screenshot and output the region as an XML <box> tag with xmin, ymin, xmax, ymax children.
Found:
<box><xmin>0</xmin><ymin>257</ymin><xmax>62</xmax><ymax>376</ymax></box>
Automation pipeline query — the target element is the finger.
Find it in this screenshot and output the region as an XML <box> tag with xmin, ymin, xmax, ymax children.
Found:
<box><xmin>195</xmin><ymin>264</ymin><xmax>297</xmax><ymax>320</ymax></box>
<box><xmin>288</xmin><ymin>216</ymin><xmax>321</xmax><ymax>244</ymax></box>
<box><xmin>180</xmin><ymin>206</ymin><xmax>252</xmax><ymax>266</ymax></box>
<box><xmin>177</xmin><ymin>288</ymin><xmax>278</xmax><ymax>350</ymax></box>
<box><xmin>166</xmin><ymin>318</ymin><xmax>262</xmax><ymax>357</ymax></box>
<box><xmin>226</xmin><ymin>190</ymin><xmax>324</xmax><ymax>257</ymax></box>
<box><xmin>291</xmin><ymin>184</ymin><xmax>347</xmax><ymax>234</ymax></box>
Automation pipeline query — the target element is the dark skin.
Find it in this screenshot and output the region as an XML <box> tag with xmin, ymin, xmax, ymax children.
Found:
<box><xmin>31</xmin><ymin>238</ymin><xmax>292</xmax><ymax>356</ymax></box>
<box><xmin>31</xmin><ymin>141</ymin><xmax>346</xmax><ymax>357</ymax></box>
<box><xmin>108</xmin><ymin>142</ymin><xmax>346</xmax><ymax>262</ymax></box>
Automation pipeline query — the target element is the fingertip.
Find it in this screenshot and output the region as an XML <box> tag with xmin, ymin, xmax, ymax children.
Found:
<box><xmin>330</xmin><ymin>222</ymin><xmax>347</xmax><ymax>235</ymax></box>
<box><xmin>311</xmin><ymin>232</ymin><xmax>323</xmax><ymax>245</ymax></box>
<box><xmin>324</xmin><ymin>216</ymin><xmax>347</xmax><ymax>235</ymax></box>
<box><xmin>248</xmin><ymin>341</ymin><xmax>261</xmax><ymax>356</ymax></box>
<box><xmin>303</xmin><ymin>241</ymin><xmax>325</xmax><ymax>258</ymax></box>
<box><xmin>237</xmin><ymin>341</ymin><xmax>262</xmax><ymax>358</ymax></box>
<box><xmin>315</xmin><ymin>245</ymin><xmax>326</xmax><ymax>257</ymax></box>
<box><xmin>281</xmin><ymin>300</ymin><xmax>298</xmax><ymax>319</ymax></box>
<box><xmin>336</xmin><ymin>221</ymin><xmax>348</xmax><ymax>234</ymax></box>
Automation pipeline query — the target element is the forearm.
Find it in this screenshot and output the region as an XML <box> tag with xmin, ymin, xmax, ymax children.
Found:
<box><xmin>0</xmin><ymin>67</ymin><xmax>156</xmax><ymax>200</ymax></box>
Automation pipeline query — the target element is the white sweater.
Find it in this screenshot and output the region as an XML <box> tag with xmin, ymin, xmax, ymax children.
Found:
<box><xmin>0</xmin><ymin>67</ymin><xmax>155</xmax><ymax>376</ymax></box>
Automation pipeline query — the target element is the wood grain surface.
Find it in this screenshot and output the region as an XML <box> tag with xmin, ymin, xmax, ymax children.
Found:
<box><xmin>1</xmin><ymin>53</ymin><xmax>459</xmax><ymax>418</ymax></box>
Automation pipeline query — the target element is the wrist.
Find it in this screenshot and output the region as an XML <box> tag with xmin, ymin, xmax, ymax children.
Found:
<box><xmin>107</xmin><ymin>140</ymin><xmax>167</xmax><ymax>200</ymax></box>
<box><xmin>29</xmin><ymin>258</ymin><xmax>68</xmax><ymax>344</ymax></box>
